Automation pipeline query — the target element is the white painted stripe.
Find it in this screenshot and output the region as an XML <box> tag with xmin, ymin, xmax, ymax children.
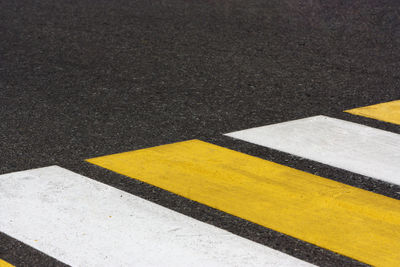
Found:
<box><xmin>225</xmin><ymin>115</ymin><xmax>400</xmax><ymax>186</ymax></box>
<box><xmin>0</xmin><ymin>166</ymin><xmax>312</xmax><ymax>267</ymax></box>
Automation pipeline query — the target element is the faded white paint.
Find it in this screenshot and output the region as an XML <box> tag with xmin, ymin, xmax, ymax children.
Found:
<box><xmin>0</xmin><ymin>166</ymin><xmax>312</xmax><ymax>267</ymax></box>
<box><xmin>226</xmin><ymin>115</ymin><xmax>400</xmax><ymax>186</ymax></box>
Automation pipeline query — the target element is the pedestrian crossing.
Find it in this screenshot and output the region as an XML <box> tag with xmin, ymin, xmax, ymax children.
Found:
<box><xmin>87</xmin><ymin>139</ymin><xmax>400</xmax><ymax>266</ymax></box>
<box><xmin>225</xmin><ymin>115</ymin><xmax>400</xmax><ymax>186</ymax></box>
<box><xmin>1</xmin><ymin>100</ymin><xmax>399</xmax><ymax>266</ymax></box>
<box><xmin>1</xmin><ymin>166</ymin><xmax>309</xmax><ymax>267</ymax></box>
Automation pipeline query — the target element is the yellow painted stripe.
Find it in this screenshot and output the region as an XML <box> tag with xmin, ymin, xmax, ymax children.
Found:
<box><xmin>87</xmin><ymin>140</ymin><xmax>400</xmax><ymax>266</ymax></box>
<box><xmin>345</xmin><ymin>99</ymin><xmax>400</xmax><ymax>125</ymax></box>
<box><xmin>0</xmin><ymin>259</ymin><xmax>14</xmax><ymax>267</ymax></box>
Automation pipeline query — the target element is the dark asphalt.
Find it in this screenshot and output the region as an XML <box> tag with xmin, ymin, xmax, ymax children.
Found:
<box><xmin>1</xmin><ymin>0</ymin><xmax>399</xmax><ymax>266</ymax></box>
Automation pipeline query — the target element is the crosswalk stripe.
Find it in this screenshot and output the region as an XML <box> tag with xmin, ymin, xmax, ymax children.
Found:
<box><xmin>0</xmin><ymin>259</ymin><xmax>14</xmax><ymax>267</ymax></box>
<box><xmin>225</xmin><ymin>115</ymin><xmax>400</xmax><ymax>186</ymax></box>
<box><xmin>0</xmin><ymin>166</ymin><xmax>312</xmax><ymax>267</ymax></box>
<box><xmin>345</xmin><ymin>99</ymin><xmax>400</xmax><ymax>125</ymax></box>
<box><xmin>87</xmin><ymin>139</ymin><xmax>400</xmax><ymax>266</ymax></box>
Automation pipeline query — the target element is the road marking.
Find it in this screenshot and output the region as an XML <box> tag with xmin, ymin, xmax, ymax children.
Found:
<box><xmin>345</xmin><ymin>99</ymin><xmax>400</xmax><ymax>125</ymax></box>
<box><xmin>225</xmin><ymin>115</ymin><xmax>400</xmax><ymax>186</ymax></box>
<box><xmin>87</xmin><ymin>140</ymin><xmax>400</xmax><ymax>266</ymax></box>
<box><xmin>0</xmin><ymin>166</ymin><xmax>311</xmax><ymax>267</ymax></box>
<box><xmin>0</xmin><ymin>259</ymin><xmax>14</xmax><ymax>267</ymax></box>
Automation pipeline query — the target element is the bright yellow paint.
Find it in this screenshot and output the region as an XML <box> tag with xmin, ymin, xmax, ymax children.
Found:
<box><xmin>0</xmin><ymin>259</ymin><xmax>14</xmax><ymax>267</ymax></box>
<box><xmin>87</xmin><ymin>140</ymin><xmax>400</xmax><ymax>266</ymax></box>
<box><xmin>345</xmin><ymin>99</ymin><xmax>400</xmax><ymax>125</ymax></box>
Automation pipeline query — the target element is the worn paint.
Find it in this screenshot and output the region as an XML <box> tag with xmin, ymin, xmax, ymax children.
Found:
<box><xmin>0</xmin><ymin>166</ymin><xmax>311</xmax><ymax>267</ymax></box>
<box><xmin>345</xmin><ymin>100</ymin><xmax>400</xmax><ymax>125</ymax></box>
<box><xmin>226</xmin><ymin>115</ymin><xmax>400</xmax><ymax>186</ymax></box>
<box><xmin>87</xmin><ymin>139</ymin><xmax>400</xmax><ymax>267</ymax></box>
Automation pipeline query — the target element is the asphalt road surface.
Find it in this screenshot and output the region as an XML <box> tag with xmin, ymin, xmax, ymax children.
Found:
<box><xmin>1</xmin><ymin>0</ymin><xmax>400</xmax><ymax>266</ymax></box>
